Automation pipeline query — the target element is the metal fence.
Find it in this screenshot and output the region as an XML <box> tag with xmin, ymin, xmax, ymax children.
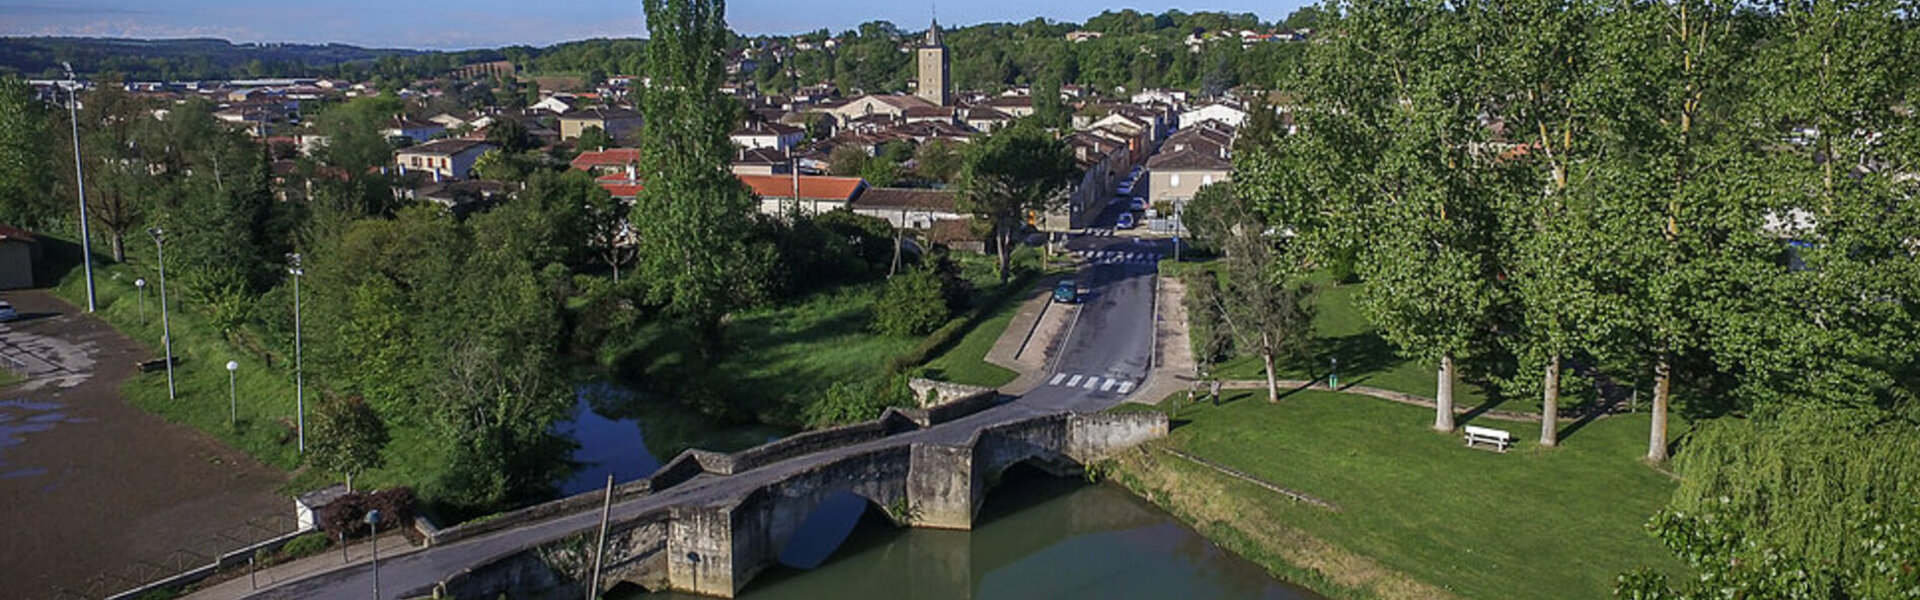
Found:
<box><xmin>44</xmin><ymin>513</ymin><xmax>300</xmax><ymax>600</ymax></box>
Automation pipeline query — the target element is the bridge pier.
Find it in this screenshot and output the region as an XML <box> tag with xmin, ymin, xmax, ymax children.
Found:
<box><xmin>908</xmin><ymin>444</ymin><xmax>981</xmax><ymax>529</ymax></box>
<box><xmin>667</xmin><ymin>504</ymin><xmax>747</xmax><ymax>597</ymax></box>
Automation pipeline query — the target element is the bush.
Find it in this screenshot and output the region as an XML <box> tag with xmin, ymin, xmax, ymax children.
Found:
<box><xmin>279</xmin><ymin>531</ymin><xmax>331</xmax><ymax>560</ymax></box>
<box><xmin>317</xmin><ymin>486</ymin><xmax>416</xmax><ymax>539</ymax></box>
<box><xmin>874</xmin><ymin>269</ymin><xmax>951</xmax><ymax>336</ymax></box>
<box><xmin>804</xmin><ymin>374</ymin><xmax>913</xmax><ymax>427</ymax></box>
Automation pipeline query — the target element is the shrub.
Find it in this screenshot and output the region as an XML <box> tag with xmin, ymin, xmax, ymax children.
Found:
<box><xmin>804</xmin><ymin>374</ymin><xmax>912</xmax><ymax>427</ymax></box>
<box><xmin>874</xmin><ymin>269</ymin><xmax>951</xmax><ymax>336</ymax></box>
<box><xmin>279</xmin><ymin>532</ymin><xmax>331</xmax><ymax>560</ymax></box>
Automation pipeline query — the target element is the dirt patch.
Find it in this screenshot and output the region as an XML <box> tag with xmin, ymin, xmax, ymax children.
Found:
<box><xmin>1108</xmin><ymin>446</ymin><xmax>1456</xmax><ymax>600</ymax></box>
<box><xmin>0</xmin><ymin>290</ymin><xmax>289</xmax><ymax>599</ymax></box>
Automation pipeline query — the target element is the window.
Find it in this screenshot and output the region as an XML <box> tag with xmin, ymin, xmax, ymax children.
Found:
<box><xmin>1202</xmin><ymin>174</ymin><xmax>1214</xmax><ymax>185</ymax></box>
<box><xmin>1170</xmin><ymin>174</ymin><xmax>1181</xmax><ymax>187</ymax></box>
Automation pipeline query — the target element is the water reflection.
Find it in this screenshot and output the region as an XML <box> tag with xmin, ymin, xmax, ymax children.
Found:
<box><xmin>638</xmin><ymin>466</ymin><xmax>1321</xmax><ymax>600</ymax></box>
<box><xmin>554</xmin><ymin>382</ymin><xmax>788</xmax><ymax>497</ymax></box>
<box><xmin>0</xmin><ymin>399</ymin><xmax>92</xmax><ymax>480</ymax></box>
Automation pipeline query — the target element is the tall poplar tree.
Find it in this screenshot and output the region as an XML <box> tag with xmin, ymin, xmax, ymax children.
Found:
<box><xmin>633</xmin><ymin>0</ymin><xmax>774</xmax><ymax>356</ymax></box>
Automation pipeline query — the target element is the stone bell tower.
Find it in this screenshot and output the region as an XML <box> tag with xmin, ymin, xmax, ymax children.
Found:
<box><xmin>916</xmin><ymin>18</ymin><xmax>950</xmax><ymax>107</ymax></box>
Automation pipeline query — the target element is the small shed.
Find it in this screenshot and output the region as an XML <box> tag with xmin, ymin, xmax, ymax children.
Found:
<box><xmin>0</xmin><ymin>225</ymin><xmax>41</xmax><ymax>290</ymax></box>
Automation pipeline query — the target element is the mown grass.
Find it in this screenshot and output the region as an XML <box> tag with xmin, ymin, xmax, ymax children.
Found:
<box><xmin>1122</xmin><ymin>390</ymin><xmax>1686</xmax><ymax>599</ymax></box>
<box><xmin>1167</xmin><ymin>261</ymin><xmax>1517</xmax><ymax>410</ymax></box>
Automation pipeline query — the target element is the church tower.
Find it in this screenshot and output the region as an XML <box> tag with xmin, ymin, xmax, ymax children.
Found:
<box><xmin>916</xmin><ymin>19</ymin><xmax>950</xmax><ymax>106</ymax></box>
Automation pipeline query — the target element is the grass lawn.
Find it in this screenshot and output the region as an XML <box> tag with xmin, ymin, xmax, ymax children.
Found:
<box><xmin>45</xmin><ymin>250</ymin><xmax>308</xmax><ymax>472</ymax></box>
<box><xmin>1123</xmin><ymin>390</ymin><xmax>1686</xmax><ymax>599</ymax></box>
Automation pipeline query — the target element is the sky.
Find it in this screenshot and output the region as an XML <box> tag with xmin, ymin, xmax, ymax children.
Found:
<box><xmin>0</xmin><ymin>0</ymin><xmax>1313</xmax><ymax>50</ymax></box>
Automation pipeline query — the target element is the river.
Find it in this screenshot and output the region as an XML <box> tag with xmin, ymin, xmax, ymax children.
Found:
<box><xmin>555</xmin><ymin>386</ymin><xmax>1321</xmax><ymax>600</ymax></box>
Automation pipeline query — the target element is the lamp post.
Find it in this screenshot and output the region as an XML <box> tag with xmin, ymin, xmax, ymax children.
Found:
<box><xmin>134</xmin><ymin>278</ymin><xmax>146</xmax><ymax>323</ymax></box>
<box><xmin>365</xmin><ymin>509</ymin><xmax>382</xmax><ymax>600</ymax></box>
<box><xmin>288</xmin><ymin>253</ymin><xmax>305</xmax><ymax>453</ymax></box>
<box><xmin>1329</xmin><ymin>357</ymin><xmax>1339</xmax><ymax>390</ymax></box>
<box><xmin>62</xmin><ymin>62</ymin><xmax>97</xmax><ymax>312</ymax></box>
<box><xmin>149</xmin><ymin>227</ymin><xmax>175</xmax><ymax>401</ymax></box>
<box><xmin>226</xmin><ymin>360</ymin><xmax>240</xmax><ymax>427</ymax></box>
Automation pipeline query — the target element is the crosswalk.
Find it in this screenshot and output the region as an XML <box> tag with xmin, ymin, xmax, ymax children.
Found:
<box><xmin>1081</xmin><ymin>228</ymin><xmax>1118</xmax><ymax>237</ymax></box>
<box><xmin>1047</xmin><ymin>372</ymin><xmax>1138</xmax><ymax>395</ymax></box>
<box><xmin>1073</xmin><ymin>249</ymin><xmax>1162</xmax><ymax>265</ymax></box>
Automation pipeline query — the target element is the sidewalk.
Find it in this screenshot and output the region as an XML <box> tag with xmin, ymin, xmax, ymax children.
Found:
<box><xmin>986</xmin><ymin>271</ymin><xmax>1079</xmax><ymax>396</ymax></box>
<box><xmin>1127</xmin><ymin>270</ymin><xmax>1196</xmax><ymax>405</ymax></box>
<box><xmin>184</xmin><ymin>533</ymin><xmax>419</xmax><ymax>600</ymax></box>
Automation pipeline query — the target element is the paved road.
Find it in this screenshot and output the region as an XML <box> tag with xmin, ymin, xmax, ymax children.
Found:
<box><xmin>247</xmin><ymin>224</ymin><xmax>1169</xmax><ymax>600</ymax></box>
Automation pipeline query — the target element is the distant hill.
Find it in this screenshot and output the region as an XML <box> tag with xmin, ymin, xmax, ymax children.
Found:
<box><xmin>0</xmin><ymin>37</ymin><xmax>426</xmax><ymax>81</ymax></box>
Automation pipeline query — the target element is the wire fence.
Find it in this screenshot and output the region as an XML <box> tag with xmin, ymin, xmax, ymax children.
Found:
<box><xmin>41</xmin><ymin>513</ymin><xmax>300</xmax><ymax>600</ymax></box>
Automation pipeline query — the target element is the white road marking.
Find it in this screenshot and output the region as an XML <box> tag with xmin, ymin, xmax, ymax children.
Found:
<box><xmin>1082</xmin><ymin>377</ymin><xmax>1099</xmax><ymax>390</ymax></box>
<box><xmin>1066</xmin><ymin>374</ymin><xmax>1084</xmax><ymax>387</ymax></box>
<box><xmin>1050</xmin><ymin>373</ymin><xmax>1067</xmax><ymax>385</ymax></box>
<box><xmin>1101</xmin><ymin>378</ymin><xmax>1118</xmax><ymax>392</ymax></box>
<box><xmin>1117</xmin><ymin>381</ymin><xmax>1136</xmax><ymax>394</ymax></box>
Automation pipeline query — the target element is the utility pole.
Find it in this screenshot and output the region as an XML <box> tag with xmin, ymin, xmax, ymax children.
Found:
<box><xmin>63</xmin><ymin>62</ymin><xmax>96</xmax><ymax>312</ymax></box>
<box><xmin>288</xmin><ymin>253</ymin><xmax>306</xmax><ymax>453</ymax></box>
<box><xmin>149</xmin><ymin>227</ymin><xmax>175</xmax><ymax>400</ymax></box>
<box><xmin>587</xmin><ymin>473</ymin><xmax>614</xmax><ymax>600</ymax></box>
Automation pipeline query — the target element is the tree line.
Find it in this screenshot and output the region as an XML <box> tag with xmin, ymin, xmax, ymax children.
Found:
<box><xmin>1200</xmin><ymin>0</ymin><xmax>1918</xmax><ymax>595</ymax></box>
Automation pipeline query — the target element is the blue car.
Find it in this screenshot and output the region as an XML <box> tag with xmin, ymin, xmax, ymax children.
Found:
<box><xmin>1053</xmin><ymin>280</ymin><xmax>1079</xmax><ymax>303</ymax></box>
<box><xmin>1116</xmin><ymin>212</ymin><xmax>1137</xmax><ymax>230</ymax></box>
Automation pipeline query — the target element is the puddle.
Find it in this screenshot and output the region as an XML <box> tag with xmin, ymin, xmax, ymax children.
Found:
<box><xmin>0</xmin><ymin>398</ymin><xmax>89</xmax><ymax>479</ymax></box>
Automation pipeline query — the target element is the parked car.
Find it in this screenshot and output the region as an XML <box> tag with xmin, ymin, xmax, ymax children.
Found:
<box><xmin>1116</xmin><ymin>212</ymin><xmax>1138</xmax><ymax>230</ymax></box>
<box><xmin>1129</xmin><ymin>197</ymin><xmax>1148</xmax><ymax>211</ymax></box>
<box><xmin>1117</xmin><ymin>181</ymin><xmax>1134</xmax><ymax>196</ymax></box>
<box><xmin>1130</xmin><ymin>166</ymin><xmax>1144</xmax><ymax>179</ymax></box>
<box><xmin>0</xmin><ymin>300</ymin><xmax>16</xmax><ymax>322</ymax></box>
<box><xmin>1053</xmin><ymin>280</ymin><xmax>1079</xmax><ymax>303</ymax></box>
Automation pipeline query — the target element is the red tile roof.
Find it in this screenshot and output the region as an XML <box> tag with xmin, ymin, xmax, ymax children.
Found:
<box><xmin>0</xmin><ymin>224</ymin><xmax>36</xmax><ymax>243</ymax></box>
<box><xmin>737</xmin><ymin>174</ymin><xmax>866</xmax><ymax>201</ymax></box>
<box><xmin>572</xmin><ymin>148</ymin><xmax>642</xmax><ymax>171</ymax></box>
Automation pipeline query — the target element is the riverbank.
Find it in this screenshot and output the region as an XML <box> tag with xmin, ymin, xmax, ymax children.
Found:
<box><xmin>1104</xmin><ymin>390</ymin><xmax>1687</xmax><ymax>600</ymax></box>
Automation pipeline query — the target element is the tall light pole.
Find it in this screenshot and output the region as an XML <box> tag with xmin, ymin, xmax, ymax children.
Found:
<box><xmin>288</xmin><ymin>253</ymin><xmax>306</xmax><ymax>453</ymax></box>
<box><xmin>227</xmin><ymin>360</ymin><xmax>240</xmax><ymax>428</ymax></box>
<box><xmin>63</xmin><ymin>62</ymin><xmax>97</xmax><ymax>312</ymax></box>
<box><xmin>149</xmin><ymin>227</ymin><xmax>175</xmax><ymax>400</ymax></box>
<box><xmin>134</xmin><ymin>278</ymin><xmax>146</xmax><ymax>323</ymax></box>
<box><xmin>365</xmin><ymin>509</ymin><xmax>382</xmax><ymax>600</ymax></box>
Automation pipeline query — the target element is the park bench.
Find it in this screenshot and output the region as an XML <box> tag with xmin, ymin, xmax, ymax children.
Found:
<box><xmin>136</xmin><ymin>356</ymin><xmax>179</xmax><ymax>373</ymax></box>
<box><xmin>1463</xmin><ymin>425</ymin><xmax>1515</xmax><ymax>452</ymax></box>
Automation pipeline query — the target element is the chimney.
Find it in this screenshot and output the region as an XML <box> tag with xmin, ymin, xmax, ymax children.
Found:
<box><xmin>626</xmin><ymin>163</ymin><xmax>637</xmax><ymax>182</ymax></box>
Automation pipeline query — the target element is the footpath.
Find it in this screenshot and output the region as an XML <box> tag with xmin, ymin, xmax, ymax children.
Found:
<box><xmin>183</xmin><ymin>533</ymin><xmax>417</xmax><ymax>600</ymax></box>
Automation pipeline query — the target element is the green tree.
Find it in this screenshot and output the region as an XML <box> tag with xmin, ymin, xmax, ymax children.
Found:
<box><xmin>828</xmin><ymin>144</ymin><xmax>870</xmax><ymax>177</ymax></box>
<box><xmin>633</xmin><ymin>0</ymin><xmax>777</xmax><ymax>357</ymax></box>
<box><xmin>574</xmin><ymin>125</ymin><xmax>611</xmax><ymax>153</ymax></box>
<box><xmin>0</xmin><ymin>76</ymin><xmax>56</xmax><ymax>229</ymax></box>
<box><xmin>913</xmin><ymin>139</ymin><xmax>963</xmax><ymax>183</ymax></box>
<box><xmin>1186</xmin><ymin>182</ymin><xmax>1315</xmax><ymax>403</ymax></box>
<box><xmin>873</xmin><ymin>267</ymin><xmax>950</xmax><ymax>336</ymax></box>
<box><xmin>307</xmin><ymin>395</ymin><xmax>389</xmax><ymax>492</ymax></box>
<box><xmin>956</xmin><ymin>124</ymin><xmax>1076</xmax><ymax>283</ymax></box>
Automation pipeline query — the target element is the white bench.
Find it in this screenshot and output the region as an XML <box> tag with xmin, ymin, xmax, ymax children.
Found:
<box><xmin>1463</xmin><ymin>425</ymin><xmax>1515</xmax><ymax>452</ymax></box>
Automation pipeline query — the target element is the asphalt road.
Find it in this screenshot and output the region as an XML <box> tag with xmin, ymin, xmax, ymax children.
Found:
<box><xmin>247</xmin><ymin>223</ymin><xmax>1169</xmax><ymax>600</ymax></box>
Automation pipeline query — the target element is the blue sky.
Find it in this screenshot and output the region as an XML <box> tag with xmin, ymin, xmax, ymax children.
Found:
<box><xmin>0</xmin><ymin>0</ymin><xmax>1311</xmax><ymax>50</ymax></box>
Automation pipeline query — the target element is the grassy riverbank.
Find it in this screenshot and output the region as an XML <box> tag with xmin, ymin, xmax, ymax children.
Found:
<box><xmin>1107</xmin><ymin>390</ymin><xmax>1686</xmax><ymax>599</ymax></box>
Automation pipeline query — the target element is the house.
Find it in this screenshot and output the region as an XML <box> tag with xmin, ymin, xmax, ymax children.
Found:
<box><xmin>738</xmin><ymin>174</ymin><xmax>867</xmax><ymax>216</ymax></box>
<box><xmin>963</xmin><ymin>107</ymin><xmax>1015</xmax><ymax>133</ymax></box>
<box><xmin>383</xmin><ymin>117</ymin><xmax>446</xmax><ymax>144</ymax></box>
<box><xmin>729</xmin><ymin>121</ymin><xmax>806</xmax><ymax>152</ymax></box>
<box><xmin>558</xmin><ymin>107</ymin><xmax>644</xmax><ymax>141</ymax></box>
<box><xmin>978</xmin><ymin>96</ymin><xmax>1036</xmax><ymax>119</ymax></box>
<box><xmin>1065</xmin><ymin>30</ymin><xmax>1105</xmax><ymax>43</ymax></box>
<box><xmin>731</xmin><ymin>147</ymin><xmax>794</xmax><ymax>176</ymax></box>
<box><xmin>1179</xmin><ymin>103</ymin><xmax>1249</xmax><ymax>130</ymax></box>
<box><xmin>531</xmin><ymin>95</ymin><xmax>578</xmax><ymax>114</ymax></box>
<box><xmin>428</xmin><ymin>112</ymin><xmax>479</xmax><ymax>130</ymax></box>
<box><xmin>570</xmin><ymin>148</ymin><xmax>642</xmax><ymax>175</ymax></box>
<box><xmin>850</xmin><ymin>188</ymin><xmax>963</xmax><ymax>230</ymax></box>
<box><xmin>902</xmin><ymin>106</ymin><xmax>958</xmax><ymax>126</ymax></box>
<box><xmin>0</xmin><ymin>225</ymin><xmax>40</xmax><ymax>290</ymax></box>
<box><xmin>1144</xmin><ymin>141</ymin><xmax>1232</xmax><ymax>210</ymax></box>
<box><xmin>395</xmin><ymin>139</ymin><xmax>496</xmax><ymax>181</ymax></box>
<box><xmin>823</xmin><ymin>94</ymin><xmax>934</xmax><ymax>123</ymax></box>
<box><xmin>415</xmin><ymin>180</ymin><xmax>513</xmax><ymax>216</ymax></box>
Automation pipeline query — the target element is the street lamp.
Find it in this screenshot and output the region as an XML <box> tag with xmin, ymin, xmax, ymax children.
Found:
<box><xmin>365</xmin><ymin>509</ymin><xmax>382</xmax><ymax>600</ymax></box>
<box><xmin>226</xmin><ymin>360</ymin><xmax>240</xmax><ymax>427</ymax></box>
<box><xmin>134</xmin><ymin>278</ymin><xmax>146</xmax><ymax>323</ymax></box>
<box><xmin>62</xmin><ymin>62</ymin><xmax>98</xmax><ymax>312</ymax></box>
<box><xmin>149</xmin><ymin>227</ymin><xmax>175</xmax><ymax>401</ymax></box>
<box><xmin>288</xmin><ymin>253</ymin><xmax>306</xmax><ymax>453</ymax></box>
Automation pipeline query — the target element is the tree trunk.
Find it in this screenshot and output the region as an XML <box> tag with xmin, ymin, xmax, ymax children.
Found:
<box><xmin>1540</xmin><ymin>352</ymin><xmax>1561</xmax><ymax>447</ymax></box>
<box><xmin>109</xmin><ymin>232</ymin><xmax>125</xmax><ymax>262</ymax></box>
<box><xmin>346</xmin><ymin>471</ymin><xmax>353</xmax><ymax>493</ymax></box>
<box><xmin>1261</xmin><ymin>332</ymin><xmax>1279</xmax><ymax>403</ymax></box>
<box><xmin>1434</xmin><ymin>355</ymin><xmax>1456</xmax><ymax>432</ymax></box>
<box><xmin>1648</xmin><ymin>355</ymin><xmax>1672</xmax><ymax>463</ymax></box>
<box><xmin>996</xmin><ymin>228</ymin><xmax>1013</xmax><ymax>284</ymax></box>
